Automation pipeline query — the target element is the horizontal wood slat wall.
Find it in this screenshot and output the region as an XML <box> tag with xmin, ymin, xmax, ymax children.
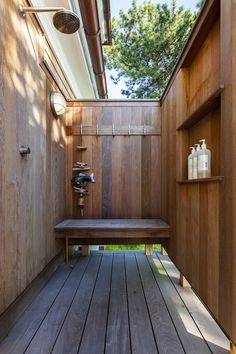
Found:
<box><xmin>0</xmin><ymin>1</ymin><xmax>67</xmax><ymax>315</ymax></box>
<box><xmin>66</xmin><ymin>103</ymin><xmax>161</xmax><ymax>219</ymax></box>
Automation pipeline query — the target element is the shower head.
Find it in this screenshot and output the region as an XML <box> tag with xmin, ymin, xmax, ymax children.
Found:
<box><xmin>52</xmin><ymin>9</ymin><xmax>80</xmax><ymax>34</ymax></box>
<box><xmin>19</xmin><ymin>6</ymin><xmax>80</xmax><ymax>34</ymax></box>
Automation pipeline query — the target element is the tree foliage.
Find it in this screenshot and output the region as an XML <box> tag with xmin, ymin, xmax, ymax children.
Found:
<box><xmin>105</xmin><ymin>0</ymin><xmax>200</xmax><ymax>98</ymax></box>
<box><xmin>196</xmin><ymin>0</ymin><xmax>205</xmax><ymax>9</ymax></box>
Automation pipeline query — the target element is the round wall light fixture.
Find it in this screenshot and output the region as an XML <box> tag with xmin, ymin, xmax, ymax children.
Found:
<box><xmin>50</xmin><ymin>91</ymin><xmax>66</xmax><ymax>117</ymax></box>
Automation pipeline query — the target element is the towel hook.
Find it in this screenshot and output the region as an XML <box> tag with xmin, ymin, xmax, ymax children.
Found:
<box><xmin>143</xmin><ymin>123</ymin><xmax>147</xmax><ymax>136</ymax></box>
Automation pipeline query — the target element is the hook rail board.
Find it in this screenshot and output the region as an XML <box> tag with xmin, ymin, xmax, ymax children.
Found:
<box><xmin>76</xmin><ymin>146</ymin><xmax>87</xmax><ymax>151</ymax></box>
<box><xmin>66</xmin><ymin>125</ymin><xmax>160</xmax><ymax>136</ymax></box>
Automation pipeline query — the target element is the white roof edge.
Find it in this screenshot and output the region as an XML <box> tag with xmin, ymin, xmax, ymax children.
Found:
<box><xmin>28</xmin><ymin>0</ymin><xmax>99</xmax><ymax>99</ymax></box>
<box><xmin>71</xmin><ymin>1</ymin><xmax>99</xmax><ymax>99</ymax></box>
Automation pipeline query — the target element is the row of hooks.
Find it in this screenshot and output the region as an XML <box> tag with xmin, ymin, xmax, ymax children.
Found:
<box><xmin>79</xmin><ymin>124</ymin><xmax>148</xmax><ymax>136</ymax></box>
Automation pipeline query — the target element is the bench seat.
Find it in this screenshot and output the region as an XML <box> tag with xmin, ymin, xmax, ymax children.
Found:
<box><xmin>54</xmin><ymin>219</ymin><xmax>170</xmax><ymax>261</ymax></box>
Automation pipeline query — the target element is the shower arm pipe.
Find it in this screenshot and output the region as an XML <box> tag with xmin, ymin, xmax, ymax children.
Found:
<box><xmin>19</xmin><ymin>6</ymin><xmax>65</xmax><ymax>15</ymax></box>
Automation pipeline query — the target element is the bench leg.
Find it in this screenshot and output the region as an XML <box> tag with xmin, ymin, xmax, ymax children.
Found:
<box><xmin>82</xmin><ymin>245</ymin><xmax>90</xmax><ymax>257</ymax></box>
<box><xmin>161</xmin><ymin>246</ymin><xmax>168</xmax><ymax>255</ymax></box>
<box><xmin>68</xmin><ymin>246</ymin><xmax>73</xmax><ymax>257</ymax></box>
<box><xmin>231</xmin><ymin>342</ymin><xmax>236</xmax><ymax>354</ymax></box>
<box><xmin>179</xmin><ymin>273</ymin><xmax>191</xmax><ymax>287</ymax></box>
<box><xmin>65</xmin><ymin>237</ymin><xmax>69</xmax><ymax>264</ymax></box>
<box><xmin>145</xmin><ymin>244</ymin><xmax>153</xmax><ymax>256</ymax></box>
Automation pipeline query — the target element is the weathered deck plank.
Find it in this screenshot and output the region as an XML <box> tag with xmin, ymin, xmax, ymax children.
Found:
<box><xmin>125</xmin><ymin>253</ymin><xmax>158</xmax><ymax>354</ymax></box>
<box><xmin>24</xmin><ymin>257</ymin><xmax>90</xmax><ymax>354</ymax></box>
<box><xmin>78</xmin><ymin>254</ymin><xmax>113</xmax><ymax>354</ymax></box>
<box><xmin>135</xmin><ymin>252</ymin><xmax>185</xmax><ymax>354</ymax></box>
<box><xmin>105</xmin><ymin>254</ymin><xmax>131</xmax><ymax>354</ymax></box>
<box><xmin>148</xmin><ymin>254</ymin><xmax>212</xmax><ymax>354</ymax></box>
<box><xmin>52</xmin><ymin>255</ymin><xmax>102</xmax><ymax>354</ymax></box>
<box><xmin>157</xmin><ymin>251</ymin><xmax>230</xmax><ymax>354</ymax></box>
<box><xmin>0</xmin><ymin>259</ymin><xmax>78</xmax><ymax>354</ymax></box>
<box><xmin>0</xmin><ymin>251</ymin><xmax>229</xmax><ymax>354</ymax></box>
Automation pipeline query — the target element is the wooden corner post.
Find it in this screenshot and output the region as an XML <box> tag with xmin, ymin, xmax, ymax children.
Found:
<box><xmin>145</xmin><ymin>244</ymin><xmax>153</xmax><ymax>256</ymax></box>
<box><xmin>82</xmin><ymin>245</ymin><xmax>90</xmax><ymax>257</ymax></box>
<box><xmin>230</xmin><ymin>342</ymin><xmax>236</xmax><ymax>354</ymax></box>
<box><xmin>65</xmin><ymin>237</ymin><xmax>69</xmax><ymax>264</ymax></box>
<box><xmin>161</xmin><ymin>245</ymin><xmax>168</xmax><ymax>255</ymax></box>
<box><xmin>179</xmin><ymin>273</ymin><xmax>191</xmax><ymax>288</ymax></box>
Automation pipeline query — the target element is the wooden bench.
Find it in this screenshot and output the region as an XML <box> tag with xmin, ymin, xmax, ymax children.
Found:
<box><xmin>54</xmin><ymin>219</ymin><xmax>170</xmax><ymax>262</ymax></box>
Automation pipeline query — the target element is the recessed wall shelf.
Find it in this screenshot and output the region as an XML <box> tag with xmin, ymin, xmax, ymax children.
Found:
<box><xmin>177</xmin><ymin>86</ymin><xmax>224</xmax><ymax>131</ymax></box>
<box><xmin>177</xmin><ymin>176</ymin><xmax>224</xmax><ymax>184</ymax></box>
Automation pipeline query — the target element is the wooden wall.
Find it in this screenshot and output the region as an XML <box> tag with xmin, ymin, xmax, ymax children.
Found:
<box><xmin>161</xmin><ymin>1</ymin><xmax>236</xmax><ymax>344</ymax></box>
<box><xmin>0</xmin><ymin>1</ymin><xmax>67</xmax><ymax>315</ymax></box>
<box><xmin>1</xmin><ymin>0</ymin><xmax>236</xmax><ymax>347</ymax></box>
<box><xmin>219</xmin><ymin>0</ymin><xmax>236</xmax><ymax>343</ymax></box>
<box><xmin>66</xmin><ymin>101</ymin><xmax>161</xmax><ymax>219</ymax></box>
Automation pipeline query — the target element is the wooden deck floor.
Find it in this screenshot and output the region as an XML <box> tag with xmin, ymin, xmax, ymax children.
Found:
<box><xmin>0</xmin><ymin>251</ymin><xmax>229</xmax><ymax>354</ymax></box>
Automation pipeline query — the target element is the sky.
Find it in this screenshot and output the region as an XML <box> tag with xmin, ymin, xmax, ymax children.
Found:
<box><xmin>106</xmin><ymin>0</ymin><xmax>199</xmax><ymax>98</ymax></box>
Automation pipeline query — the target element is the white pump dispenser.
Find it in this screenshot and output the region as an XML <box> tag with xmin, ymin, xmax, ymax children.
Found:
<box><xmin>198</xmin><ymin>139</ymin><xmax>211</xmax><ymax>178</ymax></box>
<box><xmin>193</xmin><ymin>144</ymin><xmax>200</xmax><ymax>179</ymax></box>
<box><xmin>188</xmin><ymin>147</ymin><xmax>195</xmax><ymax>180</ymax></box>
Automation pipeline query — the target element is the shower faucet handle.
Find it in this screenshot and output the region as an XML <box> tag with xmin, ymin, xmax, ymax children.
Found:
<box><xmin>19</xmin><ymin>145</ymin><xmax>31</xmax><ymax>156</ymax></box>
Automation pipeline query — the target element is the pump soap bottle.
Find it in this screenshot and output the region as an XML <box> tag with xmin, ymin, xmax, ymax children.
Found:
<box><xmin>193</xmin><ymin>144</ymin><xmax>200</xmax><ymax>179</ymax></box>
<box><xmin>198</xmin><ymin>139</ymin><xmax>211</xmax><ymax>178</ymax></box>
<box><xmin>188</xmin><ymin>147</ymin><xmax>195</xmax><ymax>180</ymax></box>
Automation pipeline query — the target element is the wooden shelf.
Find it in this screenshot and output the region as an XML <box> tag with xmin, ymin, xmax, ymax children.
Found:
<box><xmin>177</xmin><ymin>86</ymin><xmax>224</xmax><ymax>130</ymax></box>
<box><xmin>177</xmin><ymin>176</ymin><xmax>224</xmax><ymax>184</ymax></box>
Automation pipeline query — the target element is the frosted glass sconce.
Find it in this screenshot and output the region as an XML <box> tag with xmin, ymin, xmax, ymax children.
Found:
<box><xmin>50</xmin><ymin>91</ymin><xmax>66</xmax><ymax>117</ymax></box>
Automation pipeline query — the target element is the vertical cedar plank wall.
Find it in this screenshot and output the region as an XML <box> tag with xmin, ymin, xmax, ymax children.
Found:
<box><xmin>0</xmin><ymin>1</ymin><xmax>66</xmax><ymax>314</ymax></box>
<box><xmin>162</xmin><ymin>19</ymin><xmax>221</xmax><ymax>310</ymax></box>
<box><xmin>66</xmin><ymin>102</ymin><xmax>161</xmax><ymax>219</ymax></box>
<box><xmin>161</xmin><ymin>18</ymin><xmax>222</xmax><ymax>324</ymax></box>
<box><xmin>220</xmin><ymin>0</ymin><xmax>236</xmax><ymax>343</ymax></box>
<box><xmin>162</xmin><ymin>2</ymin><xmax>236</xmax><ymax>344</ymax></box>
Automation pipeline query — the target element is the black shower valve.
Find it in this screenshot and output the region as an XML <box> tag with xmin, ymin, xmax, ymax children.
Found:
<box><xmin>19</xmin><ymin>145</ymin><xmax>31</xmax><ymax>156</ymax></box>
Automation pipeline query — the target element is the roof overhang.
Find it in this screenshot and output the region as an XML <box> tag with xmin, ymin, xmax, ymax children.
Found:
<box><xmin>28</xmin><ymin>0</ymin><xmax>111</xmax><ymax>99</ymax></box>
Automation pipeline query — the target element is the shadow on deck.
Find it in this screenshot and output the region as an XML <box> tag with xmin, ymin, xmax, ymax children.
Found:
<box><xmin>0</xmin><ymin>251</ymin><xmax>229</xmax><ymax>354</ymax></box>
